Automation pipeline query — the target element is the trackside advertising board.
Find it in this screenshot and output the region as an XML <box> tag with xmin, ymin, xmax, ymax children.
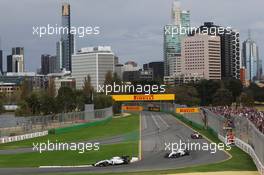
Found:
<box><xmin>176</xmin><ymin>108</ymin><xmax>200</xmax><ymax>113</ymax></box>
<box><xmin>112</xmin><ymin>94</ymin><xmax>175</xmax><ymax>101</ymax></box>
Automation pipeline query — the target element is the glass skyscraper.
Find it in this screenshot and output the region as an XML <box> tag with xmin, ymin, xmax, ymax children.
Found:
<box><xmin>57</xmin><ymin>3</ymin><xmax>74</xmax><ymax>72</ymax></box>
<box><xmin>242</xmin><ymin>31</ymin><xmax>262</xmax><ymax>81</ymax></box>
<box><xmin>0</xmin><ymin>50</ymin><xmax>3</xmax><ymax>74</ymax></box>
<box><xmin>164</xmin><ymin>0</ymin><xmax>190</xmax><ymax>76</ymax></box>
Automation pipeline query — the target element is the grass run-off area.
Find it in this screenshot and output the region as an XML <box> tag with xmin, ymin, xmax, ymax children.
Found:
<box><xmin>0</xmin><ymin>141</ymin><xmax>138</xmax><ymax>167</ymax></box>
<box><xmin>43</xmin><ymin>112</ymin><xmax>257</xmax><ymax>175</ymax></box>
<box><xmin>0</xmin><ymin>114</ymin><xmax>139</xmax><ymax>150</ymax></box>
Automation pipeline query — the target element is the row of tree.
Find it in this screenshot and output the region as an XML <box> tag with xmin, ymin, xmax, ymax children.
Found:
<box><xmin>15</xmin><ymin>75</ymin><xmax>113</xmax><ymax>117</ymax></box>
<box><xmin>167</xmin><ymin>78</ymin><xmax>259</xmax><ymax>107</ymax></box>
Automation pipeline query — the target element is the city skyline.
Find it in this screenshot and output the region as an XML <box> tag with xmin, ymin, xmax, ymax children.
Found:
<box><xmin>0</xmin><ymin>0</ymin><xmax>263</xmax><ymax>72</ymax></box>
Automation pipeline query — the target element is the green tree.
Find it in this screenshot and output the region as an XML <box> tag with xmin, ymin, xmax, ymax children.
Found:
<box><xmin>47</xmin><ymin>78</ymin><xmax>56</xmax><ymax>98</ymax></box>
<box><xmin>0</xmin><ymin>100</ymin><xmax>4</xmax><ymax>114</ymax></box>
<box><xmin>39</xmin><ymin>93</ymin><xmax>57</xmax><ymax>115</ymax></box>
<box><xmin>25</xmin><ymin>93</ymin><xmax>40</xmax><ymax>115</ymax></box>
<box><xmin>224</xmin><ymin>78</ymin><xmax>243</xmax><ymax>102</ymax></box>
<box><xmin>83</xmin><ymin>75</ymin><xmax>93</xmax><ymax>104</ymax></box>
<box><xmin>113</xmin><ymin>72</ymin><xmax>122</xmax><ymax>85</ymax></box>
<box><xmin>20</xmin><ymin>79</ymin><xmax>31</xmax><ymax>101</ymax></box>
<box><xmin>212</xmin><ymin>88</ymin><xmax>233</xmax><ymax>106</ymax></box>
<box><xmin>15</xmin><ymin>101</ymin><xmax>31</xmax><ymax>116</ymax></box>
<box><xmin>196</xmin><ymin>80</ymin><xmax>221</xmax><ymax>106</ymax></box>
<box><xmin>75</xmin><ymin>90</ymin><xmax>85</xmax><ymax>111</ymax></box>
<box><xmin>94</xmin><ymin>94</ymin><xmax>113</xmax><ymax>109</ymax></box>
<box><xmin>167</xmin><ymin>85</ymin><xmax>200</xmax><ymax>106</ymax></box>
<box><xmin>56</xmin><ymin>86</ymin><xmax>75</xmax><ymax>113</ymax></box>
<box><xmin>245</xmin><ymin>83</ymin><xmax>264</xmax><ymax>102</ymax></box>
<box><xmin>239</xmin><ymin>92</ymin><xmax>254</xmax><ymax>107</ymax></box>
<box><xmin>104</xmin><ymin>71</ymin><xmax>113</xmax><ymax>85</ymax></box>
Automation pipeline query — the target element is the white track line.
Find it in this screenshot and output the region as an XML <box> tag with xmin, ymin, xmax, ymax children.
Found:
<box><xmin>151</xmin><ymin>113</ymin><xmax>161</xmax><ymax>130</ymax></box>
<box><xmin>157</xmin><ymin>115</ymin><xmax>170</xmax><ymax>128</ymax></box>
<box><xmin>39</xmin><ymin>165</ymin><xmax>93</xmax><ymax>168</ymax></box>
<box><xmin>142</xmin><ymin>114</ymin><xmax>148</xmax><ymax>130</ymax></box>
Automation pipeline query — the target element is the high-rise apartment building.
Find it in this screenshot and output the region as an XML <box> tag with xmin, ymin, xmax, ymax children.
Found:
<box><xmin>41</xmin><ymin>55</ymin><xmax>57</xmax><ymax>75</ymax></box>
<box><xmin>242</xmin><ymin>31</ymin><xmax>262</xmax><ymax>81</ymax></box>
<box><xmin>181</xmin><ymin>34</ymin><xmax>221</xmax><ymax>80</ymax></box>
<box><xmin>56</xmin><ymin>3</ymin><xmax>74</xmax><ymax>72</ymax></box>
<box><xmin>0</xmin><ymin>50</ymin><xmax>3</xmax><ymax>74</ymax></box>
<box><xmin>6</xmin><ymin>47</ymin><xmax>24</xmax><ymax>73</ymax></box>
<box><xmin>164</xmin><ymin>0</ymin><xmax>190</xmax><ymax>76</ymax></box>
<box><xmin>72</xmin><ymin>46</ymin><xmax>115</xmax><ymax>90</ymax></box>
<box><xmin>143</xmin><ymin>61</ymin><xmax>164</xmax><ymax>80</ymax></box>
<box><xmin>192</xmin><ymin>22</ymin><xmax>240</xmax><ymax>79</ymax></box>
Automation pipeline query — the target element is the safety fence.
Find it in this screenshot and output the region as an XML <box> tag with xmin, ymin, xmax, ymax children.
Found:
<box><xmin>0</xmin><ymin>107</ymin><xmax>113</xmax><ymax>137</ymax></box>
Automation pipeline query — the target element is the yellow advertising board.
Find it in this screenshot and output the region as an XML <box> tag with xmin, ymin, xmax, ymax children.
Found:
<box><xmin>122</xmin><ymin>106</ymin><xmax>143</xmax><ymax>111</ymax></box>
<box><xmin>176</xmin><ymin>108</ymin><xmax>200</xmax><ymax>113</ymax></box>
<box><xmin>112</xmin><ymin>94</ymin><xmax>175</xmax><ymax>101</ymax></box>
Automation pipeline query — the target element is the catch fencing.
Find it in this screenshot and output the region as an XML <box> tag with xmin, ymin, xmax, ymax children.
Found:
<box><xmin>0</xmin><ymin>107</ymin><xmax>113</xmax><ymax>137</ymax></box>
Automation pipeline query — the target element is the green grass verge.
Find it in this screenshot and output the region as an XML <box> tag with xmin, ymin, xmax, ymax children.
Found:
<box><xmin>42</xmin><ymin>112</ymin><xmax>257</xmax><ymax>175</ymax></box>
<box><xmin>0</xmin><ymin>141</ymin><xmax>138</xmax><ymax>167</ymax></box>
<box><xmin>0</xmin><ymin>114</ymin><xmax>139</xmax><ymax>150</ymax></box>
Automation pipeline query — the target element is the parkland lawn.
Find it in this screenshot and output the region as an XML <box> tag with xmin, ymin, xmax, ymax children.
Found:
<box><xmin>0</xmin><ymin>114</ymin><xmax>139</xmax><ymax>150</ymax></box>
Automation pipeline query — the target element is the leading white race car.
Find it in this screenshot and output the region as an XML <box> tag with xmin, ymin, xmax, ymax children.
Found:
<box><xmin>164</xmin><ymin>149</ymin><xmax>190</xmax><ymax>158</ymax></box>
<box><xmin>93</xmin><ymin>160</ymin><xmax>112</xmax><ymax>167</ymax></box>
<box><xmin>93</xmin><ymin>156</ymin><xmax>130</xmax><ymax>167</ymax></box>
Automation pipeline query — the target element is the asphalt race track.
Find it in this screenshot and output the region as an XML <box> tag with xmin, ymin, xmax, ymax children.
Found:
<box><xmin>0</xmin><ymin>112</ymin><xmax>229</xmax><ymax>175</ymax></box>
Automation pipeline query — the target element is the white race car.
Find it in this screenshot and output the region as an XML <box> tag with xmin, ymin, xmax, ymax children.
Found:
<box><xmin>164</xmin><ymin>149</ymin><xmax>190</xmax><ymax>158</ymax></box>
<box><xmin>93</xmin><ymin>160</ymin><xmax>112</xmax><ymax>167</ymax></box>
<box><xmin>93</xmin><ymin>156</ymin><xmax>130</xmax><ymax>167</ymax></box>
<box><xmin>191</xmin><ymin>132</ymin><xmax>203</xmax><ymax>139</ymax></box>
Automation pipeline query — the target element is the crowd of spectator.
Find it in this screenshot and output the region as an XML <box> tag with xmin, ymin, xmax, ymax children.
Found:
<box><xmin>208</xmin><ymin>106</ymin><xmax>264</xmax><ymax>134</ymax></box>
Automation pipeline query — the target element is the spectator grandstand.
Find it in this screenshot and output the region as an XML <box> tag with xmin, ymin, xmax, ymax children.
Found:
<box><xmin>208</xmin><ymin>106</ymin><xmax>264</xmax><ymax>133</ymax></box>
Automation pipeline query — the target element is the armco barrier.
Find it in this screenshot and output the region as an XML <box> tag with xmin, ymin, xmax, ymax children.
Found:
<box><xmin>0</xmin><ymin>131</ymin><xmax>48</xmax><ymax>144</ymax></box>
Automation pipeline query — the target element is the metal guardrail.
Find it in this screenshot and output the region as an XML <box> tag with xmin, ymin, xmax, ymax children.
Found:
<box><xmin>0</xmin><ymin>107</ymin><xmax>113</xmax><ymax>137</ymax></box>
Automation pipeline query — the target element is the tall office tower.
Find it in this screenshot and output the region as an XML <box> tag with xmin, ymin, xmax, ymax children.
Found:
<box><xmin>164</xmin><ymin>0</ymin><xmax>190</xmax><ymax>76</ymax></box>
<box><xmin>56</xmin><ymin>3</ymin><xmax>74</xmax><ymax>72</ymax></box>
<box><xmin>41</xmin><ymin>54</ymin><xmax>57</xmax><ymax>75</ymax></box>
<box><xmin>0</xmin><ymin>50</ymin><xmax>3</xmax><ymax>74</ymax></box>
<box><xmin>143</xmin><ymin>62</ymin><xmax>164</xmax><ymax>80</ymax></box>
<box><xmin>72</xmin><ymin>46</ymin><xmax>115</xmax><ymax>90</ymax></box>
<box><xmin>181</xmin><ymin>34</ymin><xmax>221</xmax><ymax>80</ymax></box>
<box><xmin>12</xmin><ymin>47</ymin><xmax>24</xmax><ymax>55</ymax></box>
<box><xmin>192</xmin><ymin>22</ymin><xmax>240</xmax><ymax>79</ymax></box>
<box><xmin>242</xmin><ymin>31</ymin><xmax>262</xmax><ymax>81</ymax></box>
<box><xmin>0</xmin><ymin>38</ymin><xmax>2</xmax><ymax>74</ymax></box>
<box><xmin>7</xmin><ymin>55</ymin><xmax>13</xmax><ymax>72</ymax></box>
<box><xmin>6</xmin><ymin>47</ymin><xmax>24</xmax><ymax>73</ymax></box>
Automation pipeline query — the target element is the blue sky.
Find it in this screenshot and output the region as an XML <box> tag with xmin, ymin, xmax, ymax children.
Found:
<box><xmin>0</xmin><ymin>0</ymin><xmax>263</xmax><ymax>72</ymax></box>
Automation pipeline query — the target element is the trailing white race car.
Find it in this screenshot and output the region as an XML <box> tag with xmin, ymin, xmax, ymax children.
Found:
<box><xmin>93</xmin><ymin>156</ymin><xmax>130</xmax><ymax>167</ymax></box>
<box><xmin>191</xmin><ymin>132</ymin><xmax>203</xmax><ymax>139</ymax></box>
<box><xmin>164</xmin><ymin>149</ymin><xmax>190</xmax><ymax>158</ymax></box>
